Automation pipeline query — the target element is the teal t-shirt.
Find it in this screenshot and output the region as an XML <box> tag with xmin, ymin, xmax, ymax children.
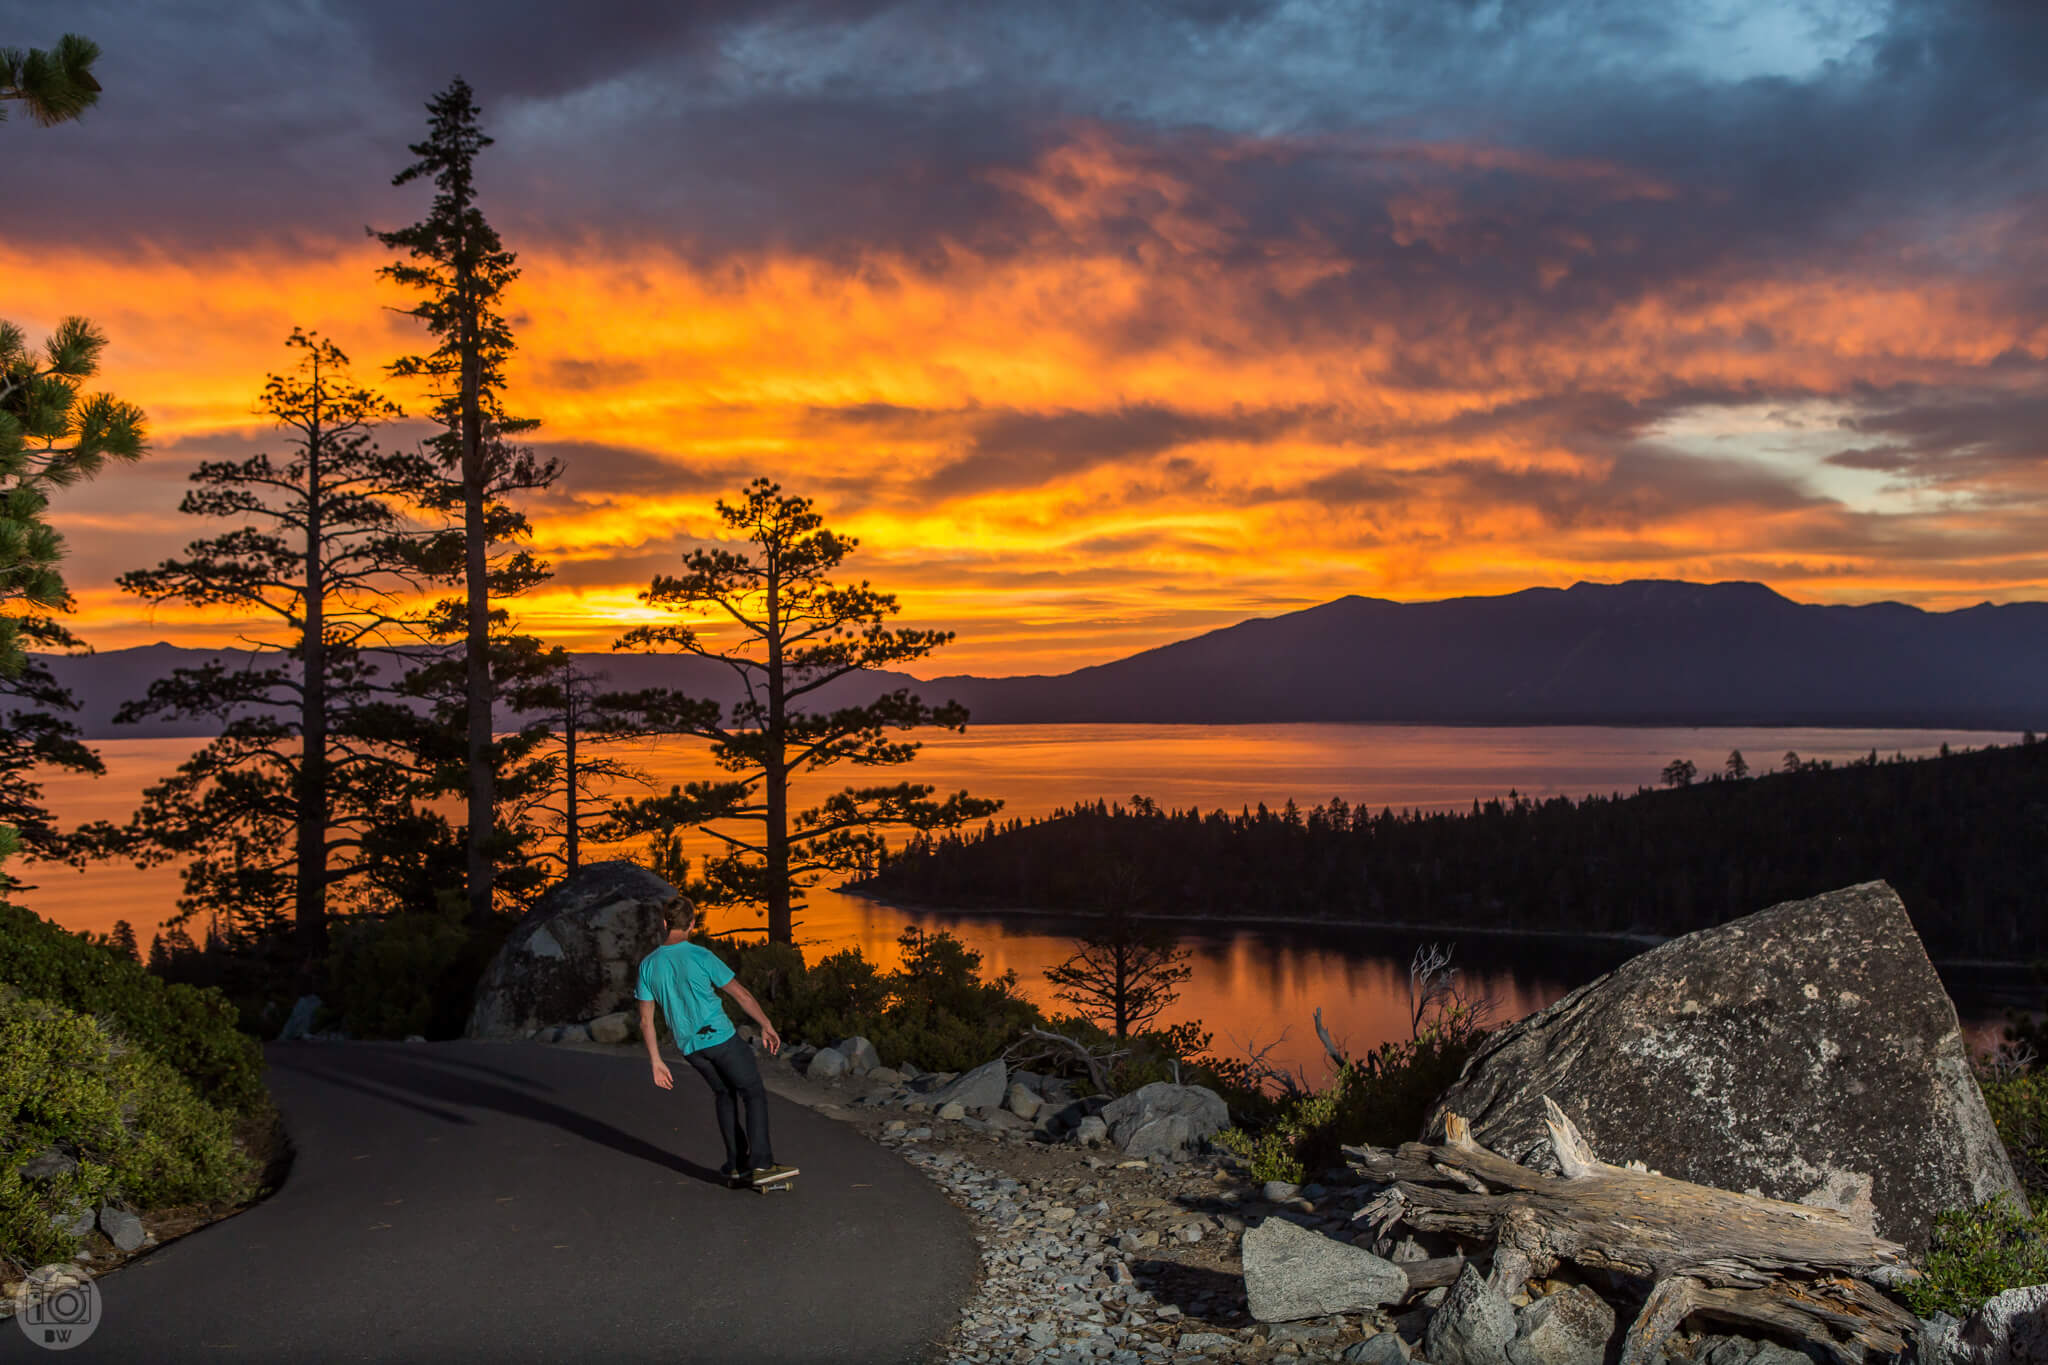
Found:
<box><xmin>635</xmin><ymin>942</ymin><xmax>737</xmax><ymax>1055</ymax></box>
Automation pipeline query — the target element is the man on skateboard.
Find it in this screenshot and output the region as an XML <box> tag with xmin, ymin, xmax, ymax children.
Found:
<box><xmin>636</xmin><ymin>894</ymin><xmax>799</xmax><ymax>1190</ymax></box>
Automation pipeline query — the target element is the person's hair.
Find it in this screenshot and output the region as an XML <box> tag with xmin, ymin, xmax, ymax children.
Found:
<box><xmin>662</xmin><ymin>894</ymin><xmax>697</xmax><ymax>933</ymax></box>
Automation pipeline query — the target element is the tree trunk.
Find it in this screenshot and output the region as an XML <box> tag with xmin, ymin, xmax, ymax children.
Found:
<box><xmin>563</xmin><ymin>693</ymin><xmax>579</xmax><ymax>876</ymax></box>
<box><xmin>764</xmin><ymin>555</ymin><xmax>791</xmax><ymax>943</ymax></box>
<box><xmin>460</xmin><ymin>292</ymin><xmax>493</xmax><ymax>928</ymax></box>
<box><xmin>1345</xmin><ymin>1098</ymin><xmax>1919</xmax><ymax>1364</ymax></box>
<box><xmin>296</xmin><ymin>366</ymin><xmax>328</xmax><ymax>957</ymax></box>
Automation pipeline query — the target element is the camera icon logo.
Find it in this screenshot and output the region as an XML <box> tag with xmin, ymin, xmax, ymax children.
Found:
<box><xmin>12</xmin><ymin>1265</ymin><xmax>101</xmax><ymax>1351</ymax></box>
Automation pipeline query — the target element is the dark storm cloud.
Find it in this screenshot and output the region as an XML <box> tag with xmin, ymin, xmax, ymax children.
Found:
<box><xmin>12</xmin><ymin>0</ymin><xmax>2040</xmax><ymax>274</ymax></box>
<box><xmin>1823</xmin><ymin>379</ymin><xmax>2048</xmax><ymax>491</ymax></box>
<box><xmin>920</xmin><ymin>404</ymin><xmax>1305</xmax><ymax>498</ymax></box>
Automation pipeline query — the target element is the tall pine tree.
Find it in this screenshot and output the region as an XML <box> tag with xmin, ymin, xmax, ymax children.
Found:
<box><xmin>606</xmin><ymin>480</ymin><xmax>999</xmax><ymax>943</ymax></box>
<box><xmin>118</xmin><ymin>330</ymin><xmax>424</xmax><ymax>952</ymax></box>
<box><xmin>375</xmin><ymin>77</ymin><xmax>555</xmax><ymax>927</ymax></box>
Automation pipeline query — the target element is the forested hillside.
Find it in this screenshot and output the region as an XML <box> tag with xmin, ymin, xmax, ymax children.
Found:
<box><xmin>857</xmin><ymin>739</ymin><xmax>2048</xmax><ymax>961</ymax></box>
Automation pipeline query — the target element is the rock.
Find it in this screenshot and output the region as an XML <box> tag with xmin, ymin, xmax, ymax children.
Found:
<box><xmin>925</xmin><ymin>1059</ymin><xmax>1007</xmax><ymax>1114</ymax></box>
<box><xmin>1507</xmin><ymin>1284</ymin><xmax>1614</xmax><ymax>1365</ymax></box>
<box><xmin>1425</xmin><ymin>1263</ymin><xmax>1517</xmax><ymax>1365</ymax></box>
<box><xmin>279</xmin><ymin>994</ymin><xmax>322</xmax><ymax>1041</ymax></box>
<box><xmin>1071</xmin><ymin>1116</ymin><xmax>1110</xmax><ymax>1146</ymax></box>
<box><xmin>403</xmin><ymin>1034</ymin><xmax>426</xmax><ymax>1043</ymax></box>
<box><xmin>20</xmin><ymin>1147</ymin><xmax>78</xmax><ymax>1181</ymax></box>
<box><xmin>1914</xmin><ymin>1312</ymin><xmax>1965</xmax><ymax>1365</ymax></box>
<box><xmin>466</xmin><ymin>862</ymin><xmax>677</xmax><ymax>1039</ymax></box>
<box><xmin>1007</xmin><ymin>1082</ymin><xmax>1042</xmax><ymax>1121</ymax></box>
<box><xmin>1342</xmin><ymin>1335</ymin><xmax>1410</xmax><ymax>1363</ymax></box>
<box><xmin>831</xmin><ymin>1036</ymin><xmax>879</xmax><ymax>1074</ymax></box>
<box><xmin>1425</xmin><ymin>881</ymin><xmax>2022</xmax><ymax>1254</ymax></box>
<box><xmin>98</xmin><ymin>1206</ymin><xmax>146</xmax><ymax>1253</ymax></box>
<box><xmin>1102</xmin><ymin>1082</ymin><xmax>1230</xmax><ymax>1158</ymax></box>
<box><xmin>898</xmin><ymin>1061</ymin><xmax>921</xmax><ymax>1079</ymax></box>
<box><xmin>1176</xmin><ymin>1331</ymin><xmax>1236</xmax><ymax>1353</ymax></box>
<box><xmin>806</xmin><ymin>1046</ymin><xmax>850</xmax><ymax>1081</ymax></box>
<box><xmin>868</xmin><ymin>1067</ymin><xmax>904</xmax><ymax>1086</ymax></box>
<box><xmin>985</xmin><ymin>1108</ymin><xmax>1034</xmax><ymax>1132</ymax></box>
<box><xmin>1958</xmin><ymin>1283</ymin><xmax>2048</xmax><ymax>1363</ymax></box>
<box><xmin>555</xmin><ymin>1022</ymin><xmax>591</xmax><ymax>1044</ymax></box>
<box><xmin>50</xmin><ymin>1203</ymin><xmax>94</xmax><ymax>1239</ymax></box>
<box><xmin>1264</xmin><ymin>1180</ymin><xmax>1302</xmax><ymax>1203</ymax></box>
<box><xmin>1242</xmin><ymin>1217</ymin><xmax>1408</xmax><ymax>1322</ymax></box>
<box><xmin>937</xmin><ymin>1101</ymin><xmax>968</xmax><ymax>1121</ymax></box>
<box><xmin>586</xmin><ymin>1010</ymin><xmax>634</xmax><ymax>1045</ymax></box>
<box><xmin>1745</xmin><ymin>1344</ymin><xmax>1817</xmax><ymax>1365</ymax></box>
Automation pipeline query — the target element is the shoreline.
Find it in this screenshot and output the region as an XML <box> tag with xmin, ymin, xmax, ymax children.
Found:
<box><xmin>836</xmin><ymin>886</ymin><xmax>2046</xmax><ymax>974</ymax></box>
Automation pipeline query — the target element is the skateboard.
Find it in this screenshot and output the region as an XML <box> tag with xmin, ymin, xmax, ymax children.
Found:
<box><xmin>752</xmin><ymin>1169</ymin><xmax>798</xmax><ymax>1195</ymax></box>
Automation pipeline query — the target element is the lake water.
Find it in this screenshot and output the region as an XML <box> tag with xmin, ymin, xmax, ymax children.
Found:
<box><xmin>12</xmin><ymin>724</ymin><xmax>2031</xmax><ymax>1077</ymax></box>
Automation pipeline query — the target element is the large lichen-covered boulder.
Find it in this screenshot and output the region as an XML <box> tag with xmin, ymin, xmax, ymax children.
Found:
<box><xmin>1101</xmin><ymin>1082</ymin><xmax>1230</xmax><ymax>1157</ymax></box>
<box><xmin>467</xmin><ymin>862</ymin><xmax>675</xmax><ymax>1039</ymax></box>
<box><xmin>1423</xmin><ymin>881</ymin><xmax>2020</xmax><ymax>1255</ymax></box>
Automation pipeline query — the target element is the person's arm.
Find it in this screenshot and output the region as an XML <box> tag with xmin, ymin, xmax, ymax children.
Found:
<box><xmin>639</xmin><ymin>1000</ymin><xmax>674</xmax><ymax>1089</ymax></box>
<box><xmin>717</xmin><ymin>980</ymin><xmax>782</xmax><ymax>1055</ymax></box>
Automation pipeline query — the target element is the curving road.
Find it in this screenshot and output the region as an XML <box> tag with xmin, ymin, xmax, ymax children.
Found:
<box><xmin>6</xmin><ymin>1042</ymin><xmax>975</xmax><ymax>1364</ymax></box>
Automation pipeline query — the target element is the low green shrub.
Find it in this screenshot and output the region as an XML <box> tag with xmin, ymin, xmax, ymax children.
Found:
<box><xmin>1</xmin><ymin>990</ymin><xmax>257</xmax><ymax>1267</ymax></box>
<box><xmin>324</xmin><ymin>907</ymin><xmax>480</xmax><ymax>1040</ymax></box>
<box><xmin>1983</xmin><ymin>1072</ymin><xmax>2048</xmax><ymax>1200</ymax></box>
<box><xmin>0</xmin><ymin>902</ymin><xmax>265</xmax><ymax>1114</ymax></box>
<box><xmin>1905</xmin><ymin>1195</ymin><xmax>2048</xmax><ymax>1318</ymax></box>
<box><xmin>1214</xmin><ymin>1012</ymin><xmax>1485</xmax><ymax>1185</ymax></box>
<box><xmin>713</xmin><ymin>928</ymin><xmax>1045</xmax><ymax>1073</ymax></box>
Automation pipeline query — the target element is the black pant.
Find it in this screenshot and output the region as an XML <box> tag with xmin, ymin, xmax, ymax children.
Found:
<box><xmin>684</xmin><ymin>1035</ymin><xmax>773</xmax><ymax>1173</ymax></box>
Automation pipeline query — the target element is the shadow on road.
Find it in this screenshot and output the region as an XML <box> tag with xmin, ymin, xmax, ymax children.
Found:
<box><xmin>269</xmin><ymin>1047</ymin><xmax>725</xmax><ymax>1185</ymax></box>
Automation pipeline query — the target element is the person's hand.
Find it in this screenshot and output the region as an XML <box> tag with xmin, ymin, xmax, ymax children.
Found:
<box><xmin>651</xmin><ymin>1060</ymin><xmax>674</xmax><ymax>1090</ymax></box>
<box><xmin>760</xmin><ymin>1023</ymin><xmax>781</xmax><ymax>1056</ymax></box>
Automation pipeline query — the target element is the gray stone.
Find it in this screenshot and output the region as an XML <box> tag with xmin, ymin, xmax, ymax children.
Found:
<box><xmin>555</xmin><ymin>1022</ymin><xmax>591</xmax><ymax>1044</ymax></box>
<box><xmin>1914</xmin><ymin>1313</ymin><xmax>1965</xmax><ymax>1365</ymax></box>
<box><xmin>1175</xmin><ymin>1332</ymin><xmax>1236</xmax><ymax>1353</ymax></box>
<box><xmin>1507</xmin><ymin>1284</ymin><xmax>1614</xmax><ymax>1365</ymax></box>
<box><xmin>985</xmin><ymin>1108</ymin><xmax>1034</xmax><ymax>1131</ymax></box>
<box><xmin>1007</xmin><ymin>1082</ymin><xmax>1043</xmax><ymax>1121</ymax></box>
<box><xmin>898</xmin><ymin>1061</ymin><xmax>921</xmax><ymax>1079</ymax></box>
<box><xmin>807</xmin><ymin>1046</ymin><xmax>850</xmax><ymax>1081</ymax></box>
<box><xmin>868</xmin><ymin>1067</ymin><xmax>904</xmax><ymax>1086</ymax></box>
<box><xmin>467</xmin><ymin>862</ymin><xmax>677</xmax><ymax>1039</ymax></box>
<box><xmin>926</xmin><ymin>1059</ymin><xmax>1008</xmax><ymax>1113</ymax></box>
<box><xmin>1265</xmin><ymin>1180</ymin><xmax>1303</xmax><ymax>1202</ymax></box>
<box><xmin>586</xmin><ymin>1010</ymin><xmax>634</xmax><ymax>1045</ymax></box>
<box><xmin>1425</xmin><ymin>881</ymin><xmax>2022</xmax><ymax>1254</ymax></box>
<box><xmin>50</xmin><ymin>1203</ymin><xmax>95</xmax><ymax>1239</ymax></box>
<box><xmin>1745</xmin><ymin>1345</ymin><xmax>1816</xmax><ymax>1365</ymax></box>
<box><xmin>1102</xmin><ymin>1082</ymin><xmax>1230</xmax><ymax>1158</ymax></box>
<box><xmin>937</xmin><ymin>1101</ymin><xmax>968</xmax><ymax>1121</ymax></box>
<box><xmin>279</xmin><ymin>994</ymin><xmax>322</xmax><ymax>1041</ymax></box>
<box><xmin>98</xmin><ymin>1206</ymin><xmax>145</xmax><ymax>1253</ymax></box>
<box><xmin>1424</xmin><ymin>1264</ymin><xmax>1517</xmax><ymax>1365</ymax></box>
<box><xmin>20</xmin><ymin>1147</ymin><xmax>78</xmax><ymax>1181</ymax></box>
<box><xmin>1072</xmin><ymin>1116</ymin><xmax>1110</xmax><ymax>1146</ymax></box>
<box><xmin>1242</xmin><ymin>1217</ymin><xmax>1408</xmax><ymax>1322</ymax></box>
<box><xmin>1341</xmin><ymin>1335</ymin><xmax>1410</xmax><ymax>1363</ymax></box>
<box><xmin>832</xmin><ymin>1035</ymin><xmax>880</xmax><ymax>1074</ymax></box>
<box><xmin>1699</xmin><ymin>1339</ymin><xmax>1762</xmax><ymax>1365</ymax></box>
<box><xmin>403</xmin><ymin>1034</ymin><xmax>426</xmax><ymax>1043</ymax></box>
<box><xmin>1958</xmin><ymin>1282</ymin><xmax>2048</xmax><ymax>1363</ymax></box>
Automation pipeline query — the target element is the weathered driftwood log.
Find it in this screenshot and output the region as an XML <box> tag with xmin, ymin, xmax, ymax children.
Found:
<box><xmin>1342</xmin><ymin>1097</ymin><xmax>1919</xmax><ymax>1365</ymax></box>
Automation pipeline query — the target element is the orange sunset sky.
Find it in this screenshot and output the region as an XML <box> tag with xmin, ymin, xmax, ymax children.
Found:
<box><xmin>11</xmin><ymin>0</ymin><xmax>2048</xmax><ymax>677</ymax></box>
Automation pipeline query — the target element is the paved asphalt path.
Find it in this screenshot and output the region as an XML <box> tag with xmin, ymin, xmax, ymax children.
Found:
<box><xmin>7</xmin><ymin>1041</ymin><xmax>976</xmax><ymax>1364</ymax></box>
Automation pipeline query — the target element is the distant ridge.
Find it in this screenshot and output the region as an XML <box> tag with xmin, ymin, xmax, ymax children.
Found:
<box><xmin>16</xmin><ymin>580</ymin><xmax>2048</xmax><ymax>737</ymax></box>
